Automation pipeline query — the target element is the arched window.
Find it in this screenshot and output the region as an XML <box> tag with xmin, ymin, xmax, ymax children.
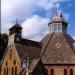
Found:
<box><xmin>4</xmin><ymin>68</ymin><xmax>6</xmax><ymax>75</ymax></box>
<box><xmin>12</xmin><ymin>67</ymin><xmax>14</xmax><ymax>75</ymax></box>
<box><xmin>15</xmin><ymin>67</ymin><xmax>17</xmax><ymax>75</ymax></box>
<box><xmin>48</xmin><ymin>67</ymin><xmax>50</xmax><ymax>75</ymax></box>
<box><xmin>64</xmin><ymin>69</ymin><xmax>67</xmax><ymax>75</ymax></box>
<box><xmin>4</xmin><ymin>67</ymin><xmax>8</xmax><ymax>75</ymax></box>
<box><xmin>70</xmin><ymin>69</ymin><xmax>73</xmax><ymax>75</ymax></box>
<box><xmin>13</xmin><ymin>60</ymin><xmax>16</xmax><ymax>65</ymax></box>
<box><xmin>6</xmin><ymin>67</ymin><xmax>8</xmax><ymax>75</ymax></box>
<box><xmin>50</xmin><ymin>68</ymin><xmax>54</xmax><ymax>75</ymax></box>
<box><xmin>6</xmin><ymin>62</ymin><xmax>8</xmax><ymax>66</ymax></box>
<box><xmin>9</xmin><ymin>49</ymin><xmax>12</xmax><ymax>59</ymax></box>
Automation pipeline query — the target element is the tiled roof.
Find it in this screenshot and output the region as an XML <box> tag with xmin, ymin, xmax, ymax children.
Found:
<box><xmin>29</xmin><ymin>59</ymin><xmax>40</xmax><ymax>73</ymax></box>
<box><xmin>41</xmin><ymin>32</ymin><xmax>75</xmax><ymax>64</ymax></box>
<box><xmin>15</xmin><ymin>39</ymin><xmax>42</xmax><ymax>60</ymax></box>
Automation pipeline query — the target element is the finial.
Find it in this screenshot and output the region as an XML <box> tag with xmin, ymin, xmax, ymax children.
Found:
<box><xmin>56</xmin><ymin>2</ymin><xmax>59</xmax><ymax>13</ymax></box>
<box><xmin>16</xmin><ymin>17</ymin><xmax>18</xmax><ymax>24</ymax></box>
<box><xmin>55</xmin><ymin>1</ymin><xmax>60</xmax><ymax>13</ymax></box>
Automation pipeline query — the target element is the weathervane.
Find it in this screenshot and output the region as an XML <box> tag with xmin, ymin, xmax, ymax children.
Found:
<box><xmin>55</xmin><ymin>1</ymin><xmax>60</xmax><ymax>13</ymax></box>
<box><xmin>56</xmin><ymin>2</ymin><xmax>59</xmax><ymax>12</ymax></box>
<box><xmin>16</xmin><ymin>17</ymin><xmax>18</xmax><ymax>24</ymax></box>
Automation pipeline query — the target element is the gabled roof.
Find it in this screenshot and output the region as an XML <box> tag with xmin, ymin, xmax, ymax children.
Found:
<box><xmin>15</xmin><ymin>39</ymin><xmax>42</xmax><ymax>60</ymax></box>
<box><xmin>41</xmin><ymin>32</ymin><xmax>75</xmax><ymax>64</ymax></box>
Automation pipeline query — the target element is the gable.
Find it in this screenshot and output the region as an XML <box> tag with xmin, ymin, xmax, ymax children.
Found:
<box><xmin>2</xmin><ymin>45</ymin><xmax>21</xmax><ymax>64</ymax></box>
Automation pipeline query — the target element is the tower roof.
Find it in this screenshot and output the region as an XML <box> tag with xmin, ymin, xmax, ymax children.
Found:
<box><xmin>48</xmin><ymin>12</ymin><xmax>68</xmax><ymax>25</ymax></box>
<box><xmin>9</xmin><ymin>23</ymin><xmax>22</xmax><ymax>30</ymax></box>
<box><xmin>41</xmin><ymin>33</ymin><xmax>75</xmax><ymax>64</ymax></box>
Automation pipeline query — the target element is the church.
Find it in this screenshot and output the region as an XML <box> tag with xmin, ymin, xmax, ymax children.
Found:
<box><xmin>0</xmin><ymin>11</ymin><xmax>75</xmax><ymax>75</ymax></box>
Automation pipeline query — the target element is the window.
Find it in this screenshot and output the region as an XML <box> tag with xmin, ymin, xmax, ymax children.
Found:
<box><xmin>15</xmin><ymin>67</ymin><xmax>17</xmax><ymax>75</ymax></box>
<box><xmin>62</xmin><ymin>25</ymin><xmax>66</xmax><ymax>33</ymax></box>
<box><xmin>4</xmin><ymin>68</ymin><xmax>6</xmax><ymax>75</ymax></box>
<box><xmin>48</xmin><ymin>67</ymin><xmax>50</xmax><ymax>75</ymax></box>
<box><xmin>12</xmin><ymin>67</ymin><xmax>14</xmax><ymax>75</ymax></box>
<box><xmin>64</xmin><ymin>69</ymin><xmax>67</xmax><ymax>75</ymax></box>
<box><xmin>52</xmin><ymin>25</ymin><xmax>54</xmax><ymax>32</ymax></box>
<box><xmin>6</xmin><ymin>68</ymin><xmax>8</xmax><ymax>75</ymax></box>
<box><xmin>50</xmin><ymin>68</ymin><xmax>54</xmax><ymax>75</ymax></box>
<box><xmin>70</xmin><ymin>69</ymin><xmax>73</xmax><ymax>75</ymax></box>
<box><xmin>4</xmin><ymin>68</ymin><xmax>8</xmax><ymax>75</ymax></box>
<box><xmin>50</xmin><ymin>26</ymin><xmax>51</xmax><ymax>32</ymax></box>
<box><xmin>49</xmin><ymin>23</ymin><xmax>66</xmax><ymax>33</ymax></box>
<box><xmin>6</xmin><ymin>62</ymin><xmax>8</xmax><ymax>66</ymax></box>
<box><xmin>58</xmin><ymin>24</ymin><xmax>62</xmax><ymax>32</ymax></box>
<box><xmin>10</xmin><ymin>49</ymin><xmax>12</xmax><ymax>59</ymax></box>
<box><xmin>54</xmin><ymin>24</ymin><xmax>57</xmax><ymax>32</ymax></box>
<box><xmin>13</xmin><ymin>60</ymin><xmax>16</xmax><ymax>65</ymax></box>
<box><xmin>50</xmin><ymin>25</ymin><xmax>52</xmax><ymax>32</ymax></box>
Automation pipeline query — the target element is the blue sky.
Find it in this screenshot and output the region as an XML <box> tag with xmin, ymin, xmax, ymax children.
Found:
<box><xmin>1</xmin><ymin>0</ymin><xmax>75</xmax><ymax>41</ymax></box>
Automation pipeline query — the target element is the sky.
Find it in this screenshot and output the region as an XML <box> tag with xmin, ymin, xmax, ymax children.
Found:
<box><xmin>1</xmin><ymin>0</ymin><xmax>75</xmax><ymax>41</ymax></box>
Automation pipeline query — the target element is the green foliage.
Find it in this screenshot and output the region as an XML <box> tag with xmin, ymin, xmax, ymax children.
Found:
<box><xmin>0</xmin><ymin>33</ymin><xmax>8</xmax><ymax>59</ymax></box>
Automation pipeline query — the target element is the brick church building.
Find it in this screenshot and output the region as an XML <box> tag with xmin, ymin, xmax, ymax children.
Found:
<box><xmin>0</xmin><ymin>11</ymin><xmax>75</xmax><ymax>75</ymax></box>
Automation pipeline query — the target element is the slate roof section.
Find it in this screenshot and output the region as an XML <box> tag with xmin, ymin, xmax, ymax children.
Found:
<box><xmin>41</xmin><ymin>32</ymin><xmax>75</xmax><ymax>64</ymax></box>
<box><xmin>15</xmin><ymin>39</ymin><xmax>42</xmax><ymax>60</ymax></box>
<box><xmin>29</xmin><ymin>59</ymin><xmax>40</xmax><ymax>73</ymax></box>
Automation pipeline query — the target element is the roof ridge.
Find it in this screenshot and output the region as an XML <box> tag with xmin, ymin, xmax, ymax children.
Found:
<box><xmin>29</xmin><ymin>59</ymin><xmax>40</xmax><ymax>73</ymax></box>
<box><xmin>41</xmin><ymin>32</ymin><xmax>54</xmax><ymax>58</ymax></box>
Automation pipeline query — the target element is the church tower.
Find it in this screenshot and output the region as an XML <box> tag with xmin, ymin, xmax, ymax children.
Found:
<box><xmin>9</xmin><ymin>23</ymin><xmax>22</xmax><ymax>38</ymax></box>
<box><xmin>9</xmin><ymin>22</ymin><xmax>22</xmax><ymax>43</ymax></box>
<box><xmin>48</xmin><ymin>12</ymin><xmax>68</xmax><ymax>33</ymax></box>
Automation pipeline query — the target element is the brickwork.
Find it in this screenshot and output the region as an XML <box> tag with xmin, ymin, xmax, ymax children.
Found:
<box><xmin>45</xmin><ymin>65</ymin><xmax>75</xmax><ymax>75</ymax></box>
<box><xmin>1</xmin><ymin>47</ymin><xmax>21</xmax><ymax>75</ymax></box>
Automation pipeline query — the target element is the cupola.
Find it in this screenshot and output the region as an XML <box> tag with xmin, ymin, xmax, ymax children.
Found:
<box><xmin>48</xmin><ymin>12</ymin><xmax>68</xmax><ymax>33</ymax></box>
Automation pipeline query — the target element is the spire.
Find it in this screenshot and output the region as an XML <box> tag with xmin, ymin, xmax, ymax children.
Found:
<box><xmin>54</xmin><ymin>1</ymin><xmax>62</xmax><ymax>19</ymax></box>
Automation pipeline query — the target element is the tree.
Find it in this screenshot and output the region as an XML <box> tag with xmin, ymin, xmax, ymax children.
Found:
<box><xmin>0</xmin><ymin>33</ymin><xmax>8</xmax><ymax>59</ymax></box>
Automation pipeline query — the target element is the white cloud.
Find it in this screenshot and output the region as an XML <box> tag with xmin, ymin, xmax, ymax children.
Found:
<box><xmin>73</xmin><ymin>36</ymin><xmax>75</xmax><ymax>40</ymax></box>
<box><xmin>1</xmin><ymin>0</ymin><xmax>52</xmax><ymax>33</ymax></box>
<box><xmin>1</xmin><ymin>0</ymin><xmax>70</xmax><ymax>24</ymax></box>
<box><xmin>22</xmin><ymin>15</ymin><xmax>49</xmax><ymax>41</ymax></box>
<box><xmin>1</xmin><ymin>0</ymin><xmax>71</xmax><ymax>41</ymax></box>
<box><xmin>63</xmin><ymin>13</ymin><xmax>70</xmax><ymax>20</ymax></box>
